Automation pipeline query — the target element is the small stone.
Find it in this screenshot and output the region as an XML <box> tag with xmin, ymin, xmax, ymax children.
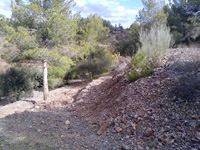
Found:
<box><xmin>115</xmin><ymin>127</ymin><xmax>122</xmax><ymax>132</ymax></box>
<box><xmin>155</xmin><ymin>80</ymin><xmax>161</xmax><ymax>85</ymax></box>
<box><xmin>35</xmin><ymin>106</ymin><xmax>40</xmax><ymax>109</ymax></box>
<box><xmin>122</xmin><ymin>115</ymin><xmax>127</xmax><ymax>123</ymax></box>
<box><xmin>121</xmin><ymin>124</ymin><xmax>126</xmax><ymax>130</ymax></box>
<box><xmin>145</xmin><ymin>128</ymin><xmax>153</xmax><ymax>137</ymax></box>
<box><xmin>195</xmin><ymin>131</ymin><xmax>200</xmax><ymax>140</ymax></box>
<box><xmin>65</xmin><ymin>120</ymin><xmax>70</xmax><ymax>125</ymax></box>
<box><xmin>189</xmin><ymin>122</ymin><xmax>197</xmax><ymax>127</ymax></box>
<box><xmin>137</xmin><ymin>145</ymin><xmax>144</xmax><ymax>150</ymax></box>
<box><xmin>131</xmin><ymin>123</ymin><xmax>136</xmax><ymax>130</ymax></box>
<box><xmin>37</xmin><ymin>129</ymin><xmax>41</xmax><ymax>132</ymax></box>
<box><xmin>97</xmin><ymin>124</ymin><xmax>108</xmax><ymax>135</ymax></box>
<box><xmin>169</xmin><ymin>139</ymin><xmax>174</xmax><ymax>144</ymax></box>
<box><xmin>121</xmin><ymin>145</ymin><xmax>131</xmax><ymax>150</ymax></box>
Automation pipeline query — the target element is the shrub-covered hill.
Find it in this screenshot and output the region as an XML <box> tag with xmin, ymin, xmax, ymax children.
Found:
<box><xmin>0</xmin><ymin>48</ymin><xmax>199</xmax><ymax>150</ymax></box>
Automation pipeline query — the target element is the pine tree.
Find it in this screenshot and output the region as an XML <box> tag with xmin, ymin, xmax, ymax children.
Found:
<box><xmin>137</xmin><ymin>0</ymin><xmax>167</xmax><ymax>29</ymax></box>
<box><xmin>5</xmin><ymin>0</ymin><xmax>78</xmax><ymax>100</ymax></box>
<box><xmin>166</xmin><ymin>0</ymin><xmax>200</xmax><ymax>45</ymax></box>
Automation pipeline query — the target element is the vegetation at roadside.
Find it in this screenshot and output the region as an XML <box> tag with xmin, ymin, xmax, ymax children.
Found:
<box><xmin>126</xmin><ymin>0</ymin><xmax>172</xmax><ymax>82</ymax></box>
<box><xmin>0</xmin><ymin>68</ymin><xmax>34</xmax><ymax>101</ymax></box>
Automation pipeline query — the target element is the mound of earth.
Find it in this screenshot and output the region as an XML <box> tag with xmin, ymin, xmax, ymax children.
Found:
<box><xmin>0</xmin><ymin>48</ymin><xmax>200</xmax><ymax>150</ymax></box>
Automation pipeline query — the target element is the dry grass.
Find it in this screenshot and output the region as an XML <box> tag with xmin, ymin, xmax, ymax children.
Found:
<box><xmin>139</xmin><ymin>24</ymin><xmax>172</xmax><ymax>66</ymax></box>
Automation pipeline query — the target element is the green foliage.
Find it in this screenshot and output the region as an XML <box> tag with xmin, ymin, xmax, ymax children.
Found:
<box><xmin>25</xmin><ymin>66</ymin><xmax>43</xmax><ymax>88</ymax></box>
<box><xmin>113</xmin><ymin>22</ymin><xmax>141</xmax><ymax>56</ymax></box>
<box><xmin>4</xmin><ymin>0</ymin><xmax>78</xmax><ymax>92</ymax></box>
<box><xmin>78</xmin><ymin>14</ymin><xmax>109</xmax><ymax>44</ymax></box>
<box><xmin>137</xmin><ymin>0</ymin><xmax>167</xmax><ymax>28</ymax></box>
<box><xmin>0</xmin><ymin>14</ymin><xmax>8</xmax><ymax>33</ymax></box>
<box><xmin>126</xmin><ymin>50</ymin><xmax>154</xmax><ymax>82</ymax></box>
<box><xmin>126</xmin><ymin>67</ymin><xmax>154</xmax><ymax>82</ymax></box>
<box><xmin>166</xmin><ymin>0</ymin><xmax>200</xmax><ymax>45</ymax></box>
<box><xmin>47</xmin><ymin>52</ymin><xmax>74</xmax><ymax>88</ymax></box>
<box><xmin>126</xmin><ymin>23</ymin><xmax>171</xmax><ymax>82</ymax></box>
<box><xmin>5</xmin><ymin>0</ymin><xmax>78</xmax><ymax>65</ymax></box>
<box><xmin>0</xmin><ymin>68</ymin><xmax>34</xmax><ymax>101</ymax></box>
<box><xmin>65</xmin><ymin>46</ymin><xmax>112</xmax><ymax>81</ymax></box>
<box><xmin>131</xmin><ymin>51</ymin><xmax>149</xmax><ymax>69</ymax></box>
<box><xmin>102</xmin><ymin>19</ymin><xmax>115</xmax><ymax>31</ymax></box>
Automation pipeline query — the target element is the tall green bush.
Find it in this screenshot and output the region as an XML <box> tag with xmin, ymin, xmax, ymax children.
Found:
<box><xmin>0</xmin><ymin>68</ymin><xmax>34</xmax><ymax>101</ymax></box>
<box><xmin>126</xmin><ymin>24</ymin><xmax>172</xmax><ymax>82</ymax></box>
<box><xmin>65</xmin><ymin>46</ymin><xmax>113</xmax><ymax>81</ymax></box>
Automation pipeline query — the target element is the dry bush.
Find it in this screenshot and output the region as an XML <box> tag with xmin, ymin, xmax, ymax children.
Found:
<box><xmin>139</xmin><ymin>24</ymin><xmax>172</xmax><ymax>66</ymax></box>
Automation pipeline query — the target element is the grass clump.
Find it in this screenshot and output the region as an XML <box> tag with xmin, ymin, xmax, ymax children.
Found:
<box><xmin>126</xmin><ymin>24</ymin><xmax>172</xmax><ymax>82</ymax></box>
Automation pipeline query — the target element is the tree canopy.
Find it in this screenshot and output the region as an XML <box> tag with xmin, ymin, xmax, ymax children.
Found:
<box><xmin>166</xmin><ymin>0</ymin><xmax>200</xmax><ymax>45</ymax></box>
<box><xmin>5</xmin><ymin>0</ymin><xmax>79</xmax><ymax>99</ymax></box>
<box><xmin>137</xmin><ymin>0</ymin><xmax>167</xmax><ymax>29</ymax></box>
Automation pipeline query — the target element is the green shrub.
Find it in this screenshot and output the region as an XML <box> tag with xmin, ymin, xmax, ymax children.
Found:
<box><xmin>65</xmin><ymin>47</ymin><xmax>113</xmax><ymax>81</ymax></box>
<box><xmin>126</xmin><ymin>67</ymin><xmax>154</xmax><ymax>82</ymax></box>
<box><xmin>0</xmin><ymin>68</ymin><xmax>34</xmax><ymax>101</ymax></box>
<box><xmin>48</xmin><ymin>55</ymin><xmax>74</xmax><ymax>89</ymax></box>
<box><xmin>126</xmin><ymin>24</ymin><xmax>171</xmax><ymax>82</ymax></box>
<box><xmin>26</xmin><ymin>66</ymin><xmax>43</xmax><ymax>88</ymax></box>
<box><xmin>112</xmin><ymin>22</ymin><xmax>141</xmax><ymax>56</ymax></box>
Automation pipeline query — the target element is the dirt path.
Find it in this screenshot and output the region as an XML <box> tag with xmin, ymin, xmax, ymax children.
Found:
<box><xmin>0</xmin><ymin>75</ymin><xmax>115</xmax><ymax>150</ymax></box>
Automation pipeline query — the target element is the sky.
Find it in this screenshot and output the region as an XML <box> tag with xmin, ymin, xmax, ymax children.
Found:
<box><xmin>0</xmin><ymin>0</ymin><xmax>144</xmax><ymax>28</ymax></box>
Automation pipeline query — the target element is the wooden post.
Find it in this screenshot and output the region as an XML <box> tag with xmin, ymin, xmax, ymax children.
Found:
<box><xmin>43</xmin><ymin>59</ymin><xmax>48</xmax><ymax>100</ymax></box>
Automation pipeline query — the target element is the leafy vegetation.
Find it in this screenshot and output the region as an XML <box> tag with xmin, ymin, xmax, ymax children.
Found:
<box><xmin>4</xmin><ymin>0</ymin><xmax>78</xmax><ymax>99</ymax></box>
<box><xmin>165</xmin><ymin>0</ymin><xmax>200</xmax><ymax>46</ymax></box>
<box><xmin>0</xmin><ymin>68</ymin><xmax>34</xmax><ymax>101</ymax></box>
<box><xmin>137</xmin><ymin>0</ymin><xmax>167</xmax><ymax>29</ymax></box>
<box><xmin>65</xmin><ymin>46</ymin><xmax>112</xmax><ymax>81</ymax></box>
<box><xmin>126</xmin><ymin>0</ymin><xmax>172</xmax><ymax>82</ymax></box>
<box><xmin>112</xmin><ymin>22</ymin><xmax>141</xmax><ymax>56</ymax></box>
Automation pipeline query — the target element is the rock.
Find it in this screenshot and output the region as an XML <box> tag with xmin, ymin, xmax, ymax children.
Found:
<box><xmin>115</xmin><ymin>127</ymin><xmax>122</xmax><ymax>132</ymax></box>
<box><xmin>197</xmin><ymin>73</ymin><xmax>200</xmax><ymax>80</ymax></box>
<box><xmin>137</xmin><ymin>145</ymin><xmax>144</xmax><ymax>150</ymax></box>
<box><xmin>97</xmin><ymin>124</ymin><xmax>108</xmax><ymax>135</ymax></box>
<box><xmin>65</xmin><ymin>120</ymin><xmax>70</xmax><ymax>125</ymax></box>
<box><xmin>177</xmin><ymin>98</ymin><xmax>185</xmax><ymax>103</ymax></box>
<box><xmin>145</xmin><ymin>128</ymin><xmax>153</xmax><ymax>137</ymax></box>
<box><xmin>195</xmin><ymin>131</ymin><xmax>200</xmax><ymax>140</ymax></box>
<box><xmin>131</xmin><ymin>123</ymin><xmax>136</xmax><ymax>130</ymax></box>
<box><xmin>155</xmin><ymin>80</ymin><xmax>161</xmax><ymax>85</ymax></box>
<box><xmin>35</xmin><ymin>105</ymin><xmax>40</xmax><ymax>109</ymax></box>
<box><xmin>189</xmin><ymin>122</ymin><xmax>197</xmax><ymax>128</ymax></box>
<box><xmin>121</xmin><ymin>124</ymin><xmax>126</xmax><ymax>130</ymax></box>
<box><xmin>121</xmin><ymin>145</ymin><xmax>131</xmax><ymax>150</ymax></box>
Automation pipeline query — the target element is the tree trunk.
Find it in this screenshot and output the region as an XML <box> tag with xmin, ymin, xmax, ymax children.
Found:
<box><xmin>43</xmin><ymin>60</ymin><xmax>48</xmax><ymax>100</ymax></box>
